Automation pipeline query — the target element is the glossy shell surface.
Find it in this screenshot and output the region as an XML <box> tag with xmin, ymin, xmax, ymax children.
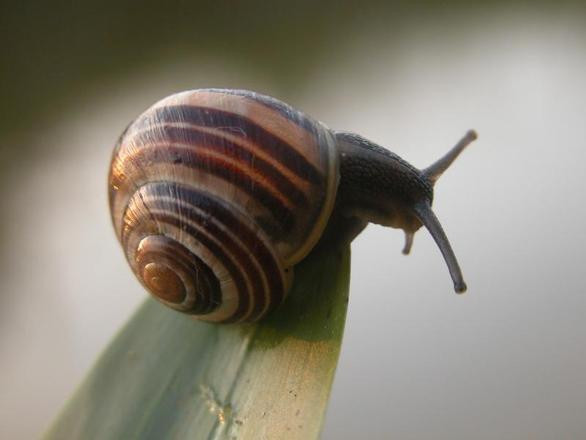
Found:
<box><xmin>109</xmin><ymin>89</ymin><xmax>338</xmax><ymax>322</ymax></box>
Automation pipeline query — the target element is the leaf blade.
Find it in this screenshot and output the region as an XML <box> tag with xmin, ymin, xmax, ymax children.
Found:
<box><xmin>45</xmin><ymin>247</ymin><xmax>350</xmax><ymax>440</ymax></box>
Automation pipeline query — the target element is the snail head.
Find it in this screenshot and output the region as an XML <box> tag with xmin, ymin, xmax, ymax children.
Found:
<box><xmin>336</xmin><ymin>130</ymin><xmax>477</xmax><ymax>294</ymax></box>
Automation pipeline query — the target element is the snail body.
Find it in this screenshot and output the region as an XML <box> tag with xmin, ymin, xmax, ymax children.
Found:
<box><xmin>109</xmin><ymin>88</ymin><xmax>476</xmax><ymax>323</ymax></box>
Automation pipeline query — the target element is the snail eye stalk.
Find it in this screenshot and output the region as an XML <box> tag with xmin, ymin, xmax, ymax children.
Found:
<box><xmin>412</xmin><ymin>202</ymin><xmax>466</xmax><ymax>294</ymax></box>
<box><xmin>423</xmin><ymin>130</ymin><xmax>477</xmax><ymax>183</ymax></box>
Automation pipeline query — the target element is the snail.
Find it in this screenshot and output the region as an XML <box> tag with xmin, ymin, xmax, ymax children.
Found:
<box><xmin>109</xmin><ymin>88</ymin><xmax>476</xmax><ymax>323</ymax></box>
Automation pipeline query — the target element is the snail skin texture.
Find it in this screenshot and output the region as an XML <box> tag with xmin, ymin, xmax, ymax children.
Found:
<box><xmin>109</xmin><ymin>88</ymin><xmax>476</xmax><ymax>323</ymax></box>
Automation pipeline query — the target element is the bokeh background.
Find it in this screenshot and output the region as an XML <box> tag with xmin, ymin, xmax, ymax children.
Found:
<box><xmin>2</xmin><ymin>1</ymin><xmax>586</xmax><ymax>439</ymax></box>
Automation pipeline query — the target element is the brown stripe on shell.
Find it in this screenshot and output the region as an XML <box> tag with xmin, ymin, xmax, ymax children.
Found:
<box><xmin>167</xmin><ymin>91</ymin><xmax>324</xmax><ymax>171</ymax></box>
<box><xmin>133</xmin><ymin>104</ymin><xmax>323</xmax><ymax>185</ymax></box>
<box><xmin>113</xmin><ymin>144</ymin><xmax>297</xmax><ymax>234</ymax></box>
<box><xmin>129</xmin><ymin>125</ymin><xmax>310</xmax><ymax>208</ymax></box>
<box><xmin>203</xmin><ymin>88</ymin><xmax>319</xmax><ymax>135</ymax></box>
<box><xmin>174</xmin><ymin>184</ymin><xmax>286</xmax><ymax>309</ymax></box>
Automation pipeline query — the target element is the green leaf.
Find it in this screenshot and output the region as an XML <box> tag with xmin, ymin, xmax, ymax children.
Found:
<box><xmin>45</xmin><ymin>247</ymin><xmax>350</xmax><ymax>440</ymax></box>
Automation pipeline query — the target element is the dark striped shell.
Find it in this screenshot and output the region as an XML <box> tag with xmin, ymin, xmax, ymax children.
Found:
<box><xmin>109</xmin><ymin>89</ymin><xmax>339</xmax><ymax>322</ymax></box>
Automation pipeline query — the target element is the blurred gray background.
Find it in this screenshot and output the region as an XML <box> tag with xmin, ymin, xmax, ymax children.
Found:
<box><xmin>1</xmin><ymin>1</ymin><xmax>586</xmax><ymax>439</ymax></box>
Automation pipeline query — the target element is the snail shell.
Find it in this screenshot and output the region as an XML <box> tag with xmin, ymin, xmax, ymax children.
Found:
<box><xmin>109</xmin><ymin>89</ymin><xmax>339</xmax><ymax>323</ymax></box>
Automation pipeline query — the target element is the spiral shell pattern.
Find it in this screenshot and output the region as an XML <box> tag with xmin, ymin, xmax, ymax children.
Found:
<box><xmin>109</xmin><ymin>89</ymin><xmax>338</xmax><ymax>322</ymax></box>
